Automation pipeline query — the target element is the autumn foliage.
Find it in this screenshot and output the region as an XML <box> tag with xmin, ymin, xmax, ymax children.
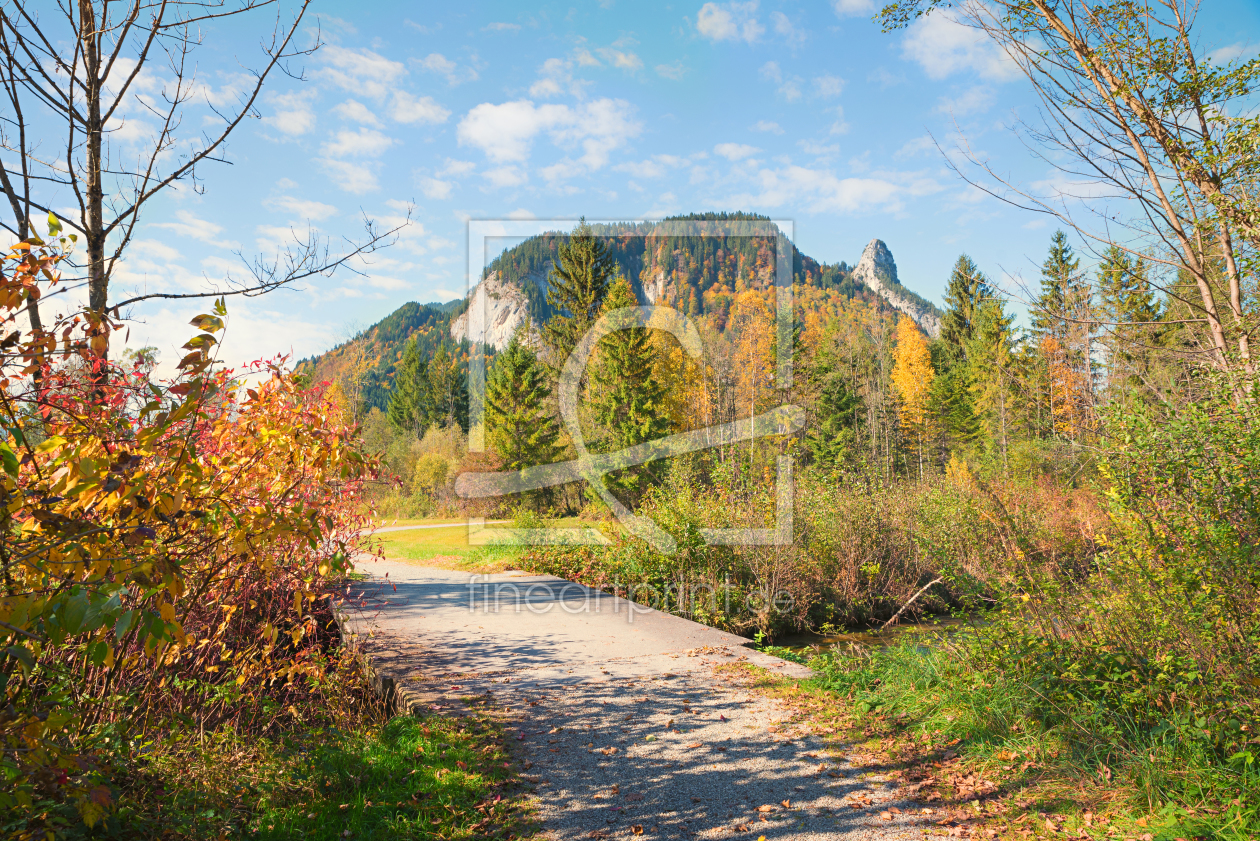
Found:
<box><xmin>0</xmin><ymin>236</ymin><xmax>375</xmax><ymax>827</ymax></box>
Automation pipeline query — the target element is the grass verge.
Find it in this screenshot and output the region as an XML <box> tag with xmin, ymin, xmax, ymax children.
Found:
<box><xmin>734</xmin><ymin>633</ymin><xmax>1260</xmax><ymax>841</ymax></box>
<box><xmin>38</xmin><ymin>665</ymin><xmax>535</xmax><ymax>840</ymax></box>
<box><xmin>371</xmin><ymin>519</ymin><xmax>608</xmax><ymax>572</ymax></box>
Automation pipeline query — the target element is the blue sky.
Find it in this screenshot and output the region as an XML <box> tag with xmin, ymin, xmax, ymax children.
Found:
<box><xmin>107</xmin><ymin>0</ymin><xmax>1260</xmax><ymax>369</ymax></box>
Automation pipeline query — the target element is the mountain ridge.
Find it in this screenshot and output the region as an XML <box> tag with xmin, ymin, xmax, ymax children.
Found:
<box><xmin>298</xmin><ymin>215</ymin><xmax>943</xmax><ymax>411</ymax></box>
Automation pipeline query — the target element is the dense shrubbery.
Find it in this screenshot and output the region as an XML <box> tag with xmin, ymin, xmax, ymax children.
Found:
<box><xmin>0</xmin><ymin>239</ymin><xmax>377</xmax><ymax>834</ymax></box>
<box><xmin>521</xmin><ymin>456</ymin><xmax>1105</xmax><ymax>638</ymax></box>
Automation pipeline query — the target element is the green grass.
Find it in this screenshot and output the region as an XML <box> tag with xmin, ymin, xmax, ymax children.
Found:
<box><xmin>85</xmin><ymin>711</ymin><xmax>532</xmax><ymax>840</ymax></box>
<box><xmin>805</xmin><ymin>631</ymin><xmax>1260</xmax><ymax>840</ymax></box>
<box><xmin>250</xmin><ymin>715</ymin><xmax>528</xmax><ymax>840</ymax></box>
<box><xmin>372</xmin><ymin>518</ymin><xmax>610</xmax><ymax>572</ymax></box>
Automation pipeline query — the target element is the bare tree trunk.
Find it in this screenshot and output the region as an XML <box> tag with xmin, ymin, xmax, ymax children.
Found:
<box><xmin>79</xmin><ymin>1</ymin><xmax>107</xmax><ymax>325</ymax></box>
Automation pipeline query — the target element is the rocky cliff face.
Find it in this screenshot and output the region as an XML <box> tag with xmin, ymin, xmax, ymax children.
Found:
<box><xmin>850</xmin><ymin>239</ymin><xmax>942</xmax><ymax>337</ymax></box>
<box><xmin>449</xmin><ymin>270</ymin><xmax>534</xmax><ymax>349</ymax></box>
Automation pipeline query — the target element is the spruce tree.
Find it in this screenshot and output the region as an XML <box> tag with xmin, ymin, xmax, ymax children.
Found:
<box><xmin>386</xmin><ymin>338</ymin><xmax>433</xmax><ymax>437</ymax></box>
<box><xmin>940</xmin><ymin>254</ymin><xmax>991</xmax><ymax>359</ymax></box>
<box><xmin>1031</xmin><ymin>230</ymin><xmax>1088</xmax><ymax>340</ymax></box>
<box><xmin>428</xmin><ymin>343</ymin><xmax>469</xmax><ymax>431</ymax></box>
<box><xmin>806</xmin><ymin>371</ymin><xmax>861</xmax><ymax>468</ymax></box>
<box><xmin>484</xmin><ymin>331</ymin><xmax>560</xmax><ymax>473</ymax></box>
<box><xmin>543</xmin><ymin>218</ymin><xmax>615</xmax><ymax>370</ymax></box>
<box><xmin>588</xmin><ymin>277</ymin><xmax>671</xmax><ymax>495</ymax></box>
<box><xmin>1033</xmin><ymin>230</ymin><xmax>1095</xmax><ymax>438</ymax></box>
<box><xmin>1098</xmin><ymin>245</ymin><xmax>1161</xmax><ymax>397</ymax></box>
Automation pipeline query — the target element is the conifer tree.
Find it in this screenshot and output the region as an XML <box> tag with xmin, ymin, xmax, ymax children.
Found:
<box><xmin>806</xmin><ymin>370</ymin><xmax>861</xmax><ymax>468</ymax></box>
<box><xmin>428</xmin><ymin>344</ymin><xmax>470</xmax><ymax>431</ymax></box>
<box><xmin>1032</xmin><ymin>230</ymin><xmax>1095</xmax><ymax>438</ymax></box>
<box><xmin>386</xmin><ymin>338</ymin><xmax>433</xmax><ymax>437</ymax></box>
<box><xmin>1032</xmin><ymin>230</ymin><xmax>1090</xmax><ymax>342</ymax></box>
<box><xmin>484</xmin><ymin>331</ymin><xmax>560</xmax><ymax>473</ymax></box>
<box><xmin>543</xmin><ymin>218</ymin><xmax>615</xmax><ymax>371</ymax></box>
<box><xmin>940</xmin><ymin>254</ymin><xmax>991</xmax><ymax>359</ymax></box>
<box><xmin>1098</xmin><ymin>245</ymin><xmax>1161</xmax><ymax>399</ymax></box>
<box><xmin>588</xmin><ymin>277</ymin><xmax>671</xmax><ymax>495</ymax></box>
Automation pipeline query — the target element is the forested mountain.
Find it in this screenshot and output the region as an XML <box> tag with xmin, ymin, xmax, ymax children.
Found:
<box><xmin>458</xmin><ymin>213</ymin><xmax>939</xmax><ymax>342</ymax></box>
<box><xmin>297</xmin><ymin>214</ymin><xmax>947</xmax><ymax>413</ymax></box>
<box><xmin>297</xmin><ymin>213</ymin><xmax>943</xmax><ymax>414</ymax></box>
<box><xmin>294</xmin><ymin>298</ymin><xmax>473</xmax><ymax>413</ymax></box>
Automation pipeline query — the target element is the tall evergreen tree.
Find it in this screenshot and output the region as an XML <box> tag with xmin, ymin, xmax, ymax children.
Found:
<box><xmin>806</xmin><ymin>370</ymin><xmax>861</xmax><ymax>468</ymax></box>
<box><xmin>940</xmin><ymin>254</ymin><xmax>991</xmax><ymax>359</ymax></box>
<box><xmin>386</xmin><ymin>338</ymin><xmax>433</xmax><ymax>437</ymax></box>
<box><xmin>1098</xmin><ymin>245</ymin><xmax>1161</xmax><ymax>398</ymax></box>
<box><xmin>428</xmin><ymin>343</ymin><xmax>469</xmax><ymax>431</ymax></box>
<box><xmin>484</xmin><ymin>331</ymin><xmax>560</xmax><ymax>473</ymax></box>
<box><xmin>1032</xmin><ymin>230</ymin><xmax>1095</xmax><ymax>438</ymax></box>
<box><xmin>588</xmin><ymin>277</ymin><xmax>671</xmax><ymax>495</ymax></box>
<box><xmin>543</xmin><ymin>218</ymin><xmax>616</xmax><ymax>371</ymax></box>
<box><xmin>1031</xmin><ymin>230</ymin><xmax>1089</xmax><ymax>341</ymax></box>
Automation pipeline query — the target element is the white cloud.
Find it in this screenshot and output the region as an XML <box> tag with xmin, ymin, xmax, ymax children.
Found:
<box><xmin>417</xmin><ymin>53</ymin><xmax>479</xmax><ymax>85</ymax></box>
<box><xmin>482</xmin><ymin>166</ymin><xmax>528</xmax><ymax>188</ymax></box>
<box><xmin>814</xmin><ymin>74</ymin><xmax>845</xmax><ymax>98</ymax></box>
<box><xmin>264</xmin><ymin>89</ymin><xmax>316</xmax><ymax>136</ymax></box>
<box><xmin>935</xmin><ymin>85</ymin><xmax>994</xmax><ymax>116</ymax></box>
<box><xmin>722</xmin><ymin>164</ymin><xmax>943</xmax><ymax>214</ymax></box>
<box><xmin>1209</xmin><ymin>42</ymin><xmax>1259</xmax><ymax>64</ymax></box>
<box><xmin>263</xmin><ymin>195</ymin><xmax>338</xmax><ymax>221</ymax></box>
<box><xmin>530</xmin><ymin>58</ymin><xmax>588</xmax><ymax>99</ymax></box>
<box><xmin>484</xmin><ymin>22</ymin><xmax>521</xmax><ymax>32</ymax></box>
<box><xmin>831</xmin><ymin>0</ymin><xmax>875</xmax><ymax>16</ymax></box>
<box><xmin>419</xmin><ymin>177</ymin><xmax>453</xmax><ymax>199</ymax></box>
<box><xmin>457</xmin><ymin>98</ymin><xmax>640</xmax><ymax>172</ymax></box>
<box><xmin>506</xmin><ymin>209</ymin><xmax>536</xmax><ymax>219</ymax></box>
<box><xmin>868</xmin><ymin>67</ymin><xmax>905</xmax><ymax>88</ymax></box>
<box><xmin>596</xmin><ymin>46</ymin><xmax>643</xmax><ymax>71</ymax></box>
<box><xmin>714</xmin><ymin>142</ymin><xmax>760</xmax><ymax>161</ymax></box>
<box><xmin>439</xmin><ymin>158</ymin><xmax>476</xmax><ymax>177</ymax></box>
<box><xmin>104</xmin><ymin>114</ymin><xmax>155</xmax><ymax>144</ymax></box>
<box><xmin>760</xmin><ymin>61</ymin><xmax>802</xmax><ymax>100</ymax></box>
<box><xmin>772</xmin><ymin>11</ymin><xmax>806</xmax><ymax>47</ymax></box>
<box><xmin>151</xmin><ymin>210</ymin><xmax>239</xmax><ymax>248</ymax></box>
<box><xmin>896</xmin><ymin>134</ymin><xmax>937</xmax><ymax>157</ymax></box>
<box><xmin>332</xmin><ymin>99</ymin><xmax>383</xmax><ymax>127</ymax></box>
<box><xmin>901</xmin><ymin>11</ymin><xmax>1019</xmax><ymax>81</ymax></box>
<box><xmin>130</xmin><ymin>239</ymin><xmax>183</xmax><ymax>263</ymax></box>
<box><xmin>391</xmin><ymin>91</ymin><xmax>451</xmax><ymax>124</ymax></box>
<box><xmin>799</xmin><ymin>140</ymin><xmax>840</xmax><ymax>156</ymax></box>
<box><xmin>613</xmin><ymin>154</ymin><xmax>689</xmax><ymax>179</ymax></box>
<box><xmin>319</xmin><ymin>159</ymin><xmax>379</xmax><ymax>194</ymax></box>
<box><xmin>697</xmin><ymin>1</ymin><xmax>764</xmax><ymax>43</ymax></box>
<box><xmin>321</xmin><ymin>128</ymin><xmax>395</xmax><ymax>158</ymax></box>
<box><xmin>752</xmin><ymin>120</ymin><xmax>784</xmax><ymax>134</ymax></box>
<box><xmin>317</xmin><ymin>46</ymin><xmax>407</xmax><ymax>99</ymax></box>
<box><xmin>656</xmin><ymin>61</ymin><xmax>686</xmax><ymax>80</ymax></box>
<box><xmin>829</xmin><ymin>105</ymin><xmax>850</xmax><ymax>135</ymax></box>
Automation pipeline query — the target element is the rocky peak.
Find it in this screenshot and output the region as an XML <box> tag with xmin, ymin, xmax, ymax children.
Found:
<box><xmin>449</xmin><ymin>270</ymin><xmax>534</xmax><ymax>350</ymax></box>
<box><xmin>850</xmin><ymin>239</ymin><xmax>942</xmax><ymax>337</ymax></box>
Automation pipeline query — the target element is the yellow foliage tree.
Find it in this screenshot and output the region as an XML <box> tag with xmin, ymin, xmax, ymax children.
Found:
<box><xmin>891</xmin><ymin>315</ymin><xmax>935</xmax><ymax>476</ymax></box>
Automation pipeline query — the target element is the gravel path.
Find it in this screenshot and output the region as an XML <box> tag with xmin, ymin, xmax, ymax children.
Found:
<box><xmin>343</xmin><ymin>559</ymin><xmax>941</xmax><ymax>840</ymax></box>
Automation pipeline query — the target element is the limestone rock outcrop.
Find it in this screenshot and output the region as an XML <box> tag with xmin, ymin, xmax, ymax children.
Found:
<box><xmin>449</xmin><ymin>270</ymin><xmax>534</xmax><ymax>349</ymax></box>
<box><xmin>850</xmin><ymin>239</ymin><xmax>941</xmax><ymax>337</ymax></box>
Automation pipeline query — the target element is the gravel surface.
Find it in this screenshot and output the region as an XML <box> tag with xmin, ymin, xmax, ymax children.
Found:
<box><xmin>345</xmin><ymin>560</ymin><xmax>942</xmax><ymax>840</ymax></box>
<box><xmin>493</xmin><ymin>662</ymin><xmax>938</xmax><ymax>840</ymax></box>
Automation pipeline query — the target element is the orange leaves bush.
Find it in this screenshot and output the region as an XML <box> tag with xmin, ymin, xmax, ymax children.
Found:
<box><xmin>0</xmin><ymin>237</ymin><xmax>376</xmax><ymax>823</ymax></box>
